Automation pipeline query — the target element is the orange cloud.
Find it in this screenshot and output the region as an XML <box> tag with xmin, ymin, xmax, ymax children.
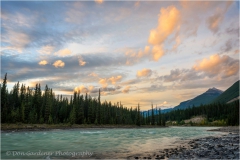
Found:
<box><xmin>159</xmin><ymin>101</ymin><xmax>168</xmax><ymax>106</ymax></box>
<box><xmin>108</xmin><ymin>75</ymin><xmax>122</xmax><ymax>84</ymax></box>
<box><xmin>38</xmin><ymin>45</ymin><xmax>54</xmax><ymax>54</ymax></box>
<box><xmin>74</xmin><ymin>85</ymin><xmax>88</xmax><ymax>93</ymax></box>
<box><xmin>194</xmin><ymin>54</ymin><xmax>222</xmax><ymax>72</ymax></box>
<box><xmin>78</xmin><ymin>57</ymin><xmax>86</xmax><ymax>66</ymax></box>
<box><xmin>234</xmin><ymin>49</ymin><xmax>239</xmax><ymax>54</ymax></box>
<box><xmin>53</xmin><ymin>60</ymin><xmax>65</xmax><ymax>68</ymax></box>
<box><xmin>74</xmin><ymin>85</ymin><xmax>95</xmax><ymax>93</ymax></box>
<box><xmin>122</xmin><ymin>86</ymin><xmax>130</xmax><ymax>93</ymax></box>
<box><xmin>38</xmin><ymin>60</ymin><xmax>48</xmax><ymax>65</ymax></box>
<box><xmin>134</xmin><ymin>1</ymin><xmax>140</xmax><ymax>7</ymax></box>
<box><xmin>125</xmin><ymin>6</ymin><xmax>180</xmax><ymax>63</ymax></box>
<box><xmin>152</xmin><ymin>45</ymin><xmax>164</xmax><ymax>61</ymax></box>
<box><xmin>148</xmin><ymin>6</ymin><xmax>180</xmax><ymax>45</ymax></box>
<box><xmin>137</xmin><ymin>68</ymin><xmax>152</xmax><ymax>77</ymax></box>
<box><xmin>54</xmin><ymin>48</ymin><xmax>72</xmax><ymax>57</ymax></box>
<box><xmin>99</xmin><ymin>78</ymin><xmax>108</xmax><ymax>88</ymax></box>
<box><xmin>207</xmin><ymin>10</ymin><xmax>224</xmax><ymax>33</ymax></box>
<box><xmin>180</xmin><ymin>1</ymin><xmax>211</xmax><ymax>9</ymax></box>
<box><xmin>88</xmin><ymin>85</ymin><xmax>95</xmax><ymax>91</ymax></box>
<box><xmin>206</xmin><ymin>1</ymin><xmax>233</xmax><ymax>33</ymax></box>
<box><xmin>193</xmin><ymin>54</ymin><xmax>239</xmax><ymax>78</ymax></box>
<box><xmin>173</xmin><ymin>36</ymin><xmax>181</xmax><ymax>51</ymax></box>
<box><xmin>95</xmin><ymin>0</ymin><xmax>103</xmax><ymax>4</ymax></box>
<box><xmin>88</xmin><ymin>72</ymin><xmax>98</xmax><ymax>77</ymax></box>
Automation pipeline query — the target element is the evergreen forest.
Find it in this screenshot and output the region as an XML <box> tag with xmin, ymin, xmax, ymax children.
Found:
<box><xmin>1</xmin><ymin>73</ymin><xmax>239</xmax><ymax>126</ymax></box>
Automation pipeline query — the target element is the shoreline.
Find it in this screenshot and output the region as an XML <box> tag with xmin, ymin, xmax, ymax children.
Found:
<box><xmin>128</xmin><ymin>126</ymin><xmax>239</xmax><ymax>159</ymax></box>
<box><xmin>1</xmin><ymin>124</ymin><xmax>169</xmax><ymax>132</ymax></box>
<box><xmin>2</xmin><ymin>123</ymin><xmax>236</xmax><ymax>132</ymax></box>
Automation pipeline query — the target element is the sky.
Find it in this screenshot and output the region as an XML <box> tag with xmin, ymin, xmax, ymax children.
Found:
<box><xmin>1</xmin><ymin>1</ymin><xmax>239</xmax><ymax>110</ymax></box>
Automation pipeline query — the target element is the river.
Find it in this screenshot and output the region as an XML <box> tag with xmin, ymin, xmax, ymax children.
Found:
<box><xmin>1</xmin><ymin>126</ymin><xmax>223</xmax><ymax>159</ymax></box>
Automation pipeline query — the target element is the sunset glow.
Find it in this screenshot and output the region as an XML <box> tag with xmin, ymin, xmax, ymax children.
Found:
<box><xmin>1</xmin><ymin>1</ymin><xmax>239</xmax><ymax>110</ymax></box>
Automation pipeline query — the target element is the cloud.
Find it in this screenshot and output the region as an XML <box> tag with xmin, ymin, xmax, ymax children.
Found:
<box><xmin>38</xmin><ymin>60</ymin><xmax>48</xmax><ymax>66</ymax></box>
<box><xmin>74</xmin><ymin>85</ymin><xmax>89</xmax><ymax>93</ymax></box>
<box><xmin>159</xmin><ymin>101</ymin><xmax>168</xmax><ymax>106</ymax></box>
<box><xmin>159</xmin><ymin>68</ymin><xmax>204</xmax><ymax>83</ymax></box>
<box><xmin>53</xmin><ymin>60</ymin><xmax>65</xmax><ymax>68</ymax></box>
<box><xmin>140</xmin><ymin>84</ymin><xmax>166</xmax><ymax>93</ymax></box>
<box><xmin>134</xmin><ymin>1</ymin><xmax>140</xmax><ymax>7</ymax></box>
<box><xmin>125</xmin><ymin>46</ymin><xmax>151</xmax><ymax>65</ymax></box>
<box><xmin>193</xmin><ymin>54</ymin><xmax>239</xmax><ymax>78</ymax></box>
<box><xmin>122</xmin><ymin>86</ymin><xmax>130</xmax><ymax>93</ymax></box>
<box><xmin>120</xmin><ymin>78</ymin><xmax>141</xmax><ymax>85</ymax></box>
<box><xmin>78</xmin><ymin>56</ymin><xmax>87</xmax><ymax>66</ymax></box>
<box><xmin>234</xmin><ymin>50</ymin><xmax>239</xmax><ymax>54</ymax></box>
<box><xmin>99</xmin><ymin>78</ymin><xmax>108</xmax><ymax>88</ymax></box>
<box><xmin>126</xmin><ymin>6</ymin><xmax>180</xmax><ymax>64</ymax></box>
<box><xmin>158</xmin><ymin>54</ymin><xmax>239</xmax><ymax>83</ymax></box>
<box><xmin>222</xmin><ymin>39</ymin><xmax>233</xmax><ymax>53</ymax></box>
<box><xmin>206</xmin><ymin>1</ymin><xmax>233</xmax><ymax>33</ymax></box>
<box><xmin>108</xmin><ymin>75</ymin><xmax>122</xmax><ymax>84</ymax></box>
<box><xmin>2</xmin><ymin>30</ymin><xmax>30</xmax><ymax>53</ymax></box>
<box><xmin>151</xmin><ymin>45</ymin><xmax>164</xmax><ymax>61</ymax></box>
<box><xmin>38</xmin><ymin>45</ymin><xmax>55</xmax><ymax>54</ymax></box>
<box><xmin>65</xmin><ymin>3</ymin><xmax>84</xmax><ymax>24</ymax></box>
<box><xmin>54</xmin><ymin>48</ymin><xmax>72</xmax><ymax>57</ymax></box>
<box><xmin>137</xmin><ymin>68</ymin><xmax>152</xmax><ymax>77</ymax></box>
<box><xmin>95</xmin><ymin>0</ymin><xmax>103</xmax><ymax>4</ymax></box>
<box><xmin>148</xmin><ymin>6</ymin><xmax>180</xmax><ymax>45</ymax></box>
<box><xmin>207</xmin><ymin>10</ymin><xmax>224</xmax><ymax>33</ymax></box>
<box><xmin>173</xmin><ymin>36</ymin><xmax>181</xmax><ymax>51</ymax></box>
<box><xmin>98</xmin><ymin>76</ymin><xmax>122</xmax><ymax>88</ymax></box>
<box><xmin>88</xmin><ymin>72</ymin><xmax>98</xmax><ymax>77</ymax></box>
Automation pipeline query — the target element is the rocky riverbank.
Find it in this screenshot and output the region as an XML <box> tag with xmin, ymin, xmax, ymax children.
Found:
<box><xmin>130</xmin><ymin>126</ymin><xmax>239</xmax><ymax>159</ymax></box>
<box><xmin>168</xmin><ymin>133</ymin><xmax>239</xmax><ymax>159</ymax></box>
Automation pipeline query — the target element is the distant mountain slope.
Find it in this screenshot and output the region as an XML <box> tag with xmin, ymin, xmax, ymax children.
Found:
<box><xmin>212</xmin><ymin>80</ymin><xmax>239</xmax><ymax>104</ymax></box>
<box><xmin>173</xmin><ymin>87</ymin><xmax>223</xmax><ymax>110</ymax></box>
<box><xmin>143</xmin><ymin>87</ymin><xmax>223</xmax><ymax>115</ymax></box>
<box><xmin>143</xmin><ymin>81</ymin><xmax>239</xmax><ymax>115</ymax></box>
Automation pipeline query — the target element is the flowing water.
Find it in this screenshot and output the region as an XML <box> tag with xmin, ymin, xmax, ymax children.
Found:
<box><xmin>1</xmin><ymin>127</ymin><xmax>223</xmax><ymax>159</ymax></box>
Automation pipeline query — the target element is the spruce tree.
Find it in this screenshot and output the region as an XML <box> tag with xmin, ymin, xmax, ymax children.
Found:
<box><xmin>1</xmin><ymin>73</ymin><xmax>8</xmax><ymax>123</ymax></box>
<box><xmin>151</xmin><ymin>104</ymin><xmax>155</xmax><ymax>125</ymax></box>
<box><xmin>136</xmin><ymin>104</ymin><xmax>141</xmax><ymax>126</ymax></box>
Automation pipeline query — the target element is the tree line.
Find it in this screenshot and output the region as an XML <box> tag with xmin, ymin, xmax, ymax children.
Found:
<box><xmin>162</xmin><ymin>101</ymin><xmax>239</xmax><ymax>126</ymax></box>
<box><xmin>2</xmin><ymin>73</ymin><xmax>237</xmax><ymax>126</ymax></box>
<box><xmin>1</xmin><ymin>73</ymin><xmax>166</xmax><ymax>126</ymax></box>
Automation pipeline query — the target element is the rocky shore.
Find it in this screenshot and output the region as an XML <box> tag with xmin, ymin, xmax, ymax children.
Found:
<box><xmin>131</xmin><ymin>126</ymin><xmax>239</xmax><ymax>159</ymax></box>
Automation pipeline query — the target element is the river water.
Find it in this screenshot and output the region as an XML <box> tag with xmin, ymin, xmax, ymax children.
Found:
<box><xmin>1</xmin><ymin>126</ymin><xmax>222</xmax><ymax>159</ymax></box>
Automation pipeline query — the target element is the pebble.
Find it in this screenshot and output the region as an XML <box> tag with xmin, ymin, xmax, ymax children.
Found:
<box><xmin>130</xmin><ymin>132</ymin><xmax>239</xmax><ymax>159</ymax></box>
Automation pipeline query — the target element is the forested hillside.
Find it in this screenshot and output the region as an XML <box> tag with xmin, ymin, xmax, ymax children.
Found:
<box><xmin>212</xmin><ymin>80</ymin><xmax>239</xmax><ymax>104</ymax></box>
<box><xmin>163</xmin><ymin>101</ymin><xmax>239</xmax><ymax>126</ymax></box>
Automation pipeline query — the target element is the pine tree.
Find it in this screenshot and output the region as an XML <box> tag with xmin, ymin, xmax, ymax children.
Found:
<box><xmin>1</xmin><ymin>73</ymin><xmax>8</xmax><ymax>123</ymax></box>
<box><xmin>136</xmin><ymin>104</ymin><xmax>141</xmax><ymax>126</ymax></box>
<box><xmin>151</xmin><ymin>103</ymin><xmax>155</xmax><ymax>125</ymax></box>
<box><xmin>158</xmin><ymin>108</ymin><xmax>162</xmax><ymax>126</ymax></box>
<box><xmin>44</xmin><ymin>85</ymin><xmax>50</xmax><ymax>123</ymax></box>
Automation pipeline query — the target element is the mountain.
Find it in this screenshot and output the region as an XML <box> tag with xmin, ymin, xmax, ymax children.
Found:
<box><xmin>142</xmin><ymin>107</ymin><xmax>172</xmax><ymax>116</ymax></box>
<box><xmin>142</xmin><ymin>87</ymin><xmax>223</xmax><ymax>115</ymax></box>
<box><xmin>173</xmin><ymin>87</ymin><xmax>223</xmax><ymax>110</ymax></box>
<box><xmin>143</xmin><ymin>80</ymin><xmax>239</xmax><ymax>115</ymax></box>
<box><xmin>212</xmin><ymin>80</ymin><xmax>239</xmax><ymax>104</ymax></box>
